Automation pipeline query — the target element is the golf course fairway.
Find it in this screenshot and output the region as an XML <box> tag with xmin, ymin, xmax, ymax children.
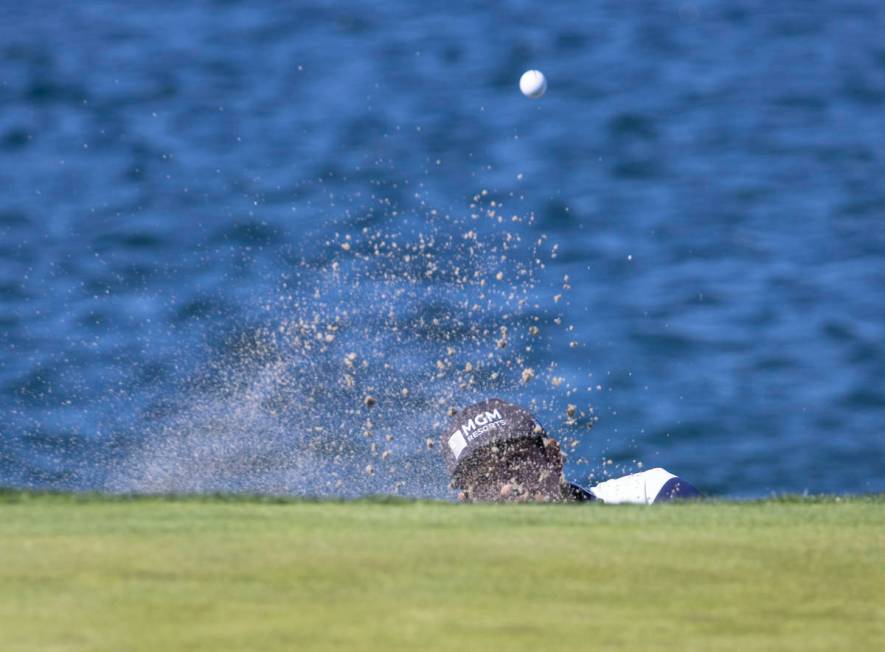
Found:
<box><xmin>1</xmin><ymin>492</ymin><xmax>882</xmax><ymax>651</ymax></box>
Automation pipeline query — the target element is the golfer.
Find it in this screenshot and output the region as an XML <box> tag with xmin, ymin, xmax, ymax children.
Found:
<box><xmin>440</xmin><ymin>398</ymin><xmax>700</xmax><ymax>503</ymax></box>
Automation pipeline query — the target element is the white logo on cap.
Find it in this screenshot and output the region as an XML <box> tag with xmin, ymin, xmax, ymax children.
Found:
<box><xmin>448</xmin><ymin>431</ymin><xmax>467</xmax><ymax>459</ymax></box>
<box><xmin>448</xmin><ymin>408</ymin><xmax>505</xmax><ymax>461</ymax></box>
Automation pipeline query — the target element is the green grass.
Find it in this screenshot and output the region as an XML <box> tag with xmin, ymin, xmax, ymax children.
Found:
<box><xmin>1</xmin><ymin>493</ymin><xmax>883</xmax><ymax>651</ymax></box>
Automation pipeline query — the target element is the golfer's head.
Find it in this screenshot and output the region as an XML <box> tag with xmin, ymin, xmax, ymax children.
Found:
<box><xmin>439</xmin><ymin>399</ymin><xmax>565</xmax><ymax>502</ymax></box>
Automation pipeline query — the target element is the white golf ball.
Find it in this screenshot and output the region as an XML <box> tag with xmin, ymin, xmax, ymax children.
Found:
<box><xmin>519</xmin><ymin>70</ymin><xmax>547</xmax><ymax>99</ymax></box>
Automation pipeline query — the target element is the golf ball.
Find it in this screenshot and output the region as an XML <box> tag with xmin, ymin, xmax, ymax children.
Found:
<box><xmin>519</xmin><ymin>70</ymin><xmax>547</xmax><ymax>99</ymax></box>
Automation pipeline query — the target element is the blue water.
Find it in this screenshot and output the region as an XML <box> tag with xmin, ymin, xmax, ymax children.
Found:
<box><xmin>2</xmin><ymin>1</ymin><xmax>884</xmax><ymax>497</ymax></box>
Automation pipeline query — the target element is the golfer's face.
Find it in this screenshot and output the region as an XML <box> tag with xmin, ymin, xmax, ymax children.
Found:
<box><xmin>460</xmin><ymin>439</ymin><xmax>562</xmax><ymax>502</ymax></box>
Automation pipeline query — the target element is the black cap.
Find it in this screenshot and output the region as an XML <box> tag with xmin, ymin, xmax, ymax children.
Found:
<box><xmin>439</xmin><ymin>398</ymin><xmax>547</xmax><ymax>482</ymax></box>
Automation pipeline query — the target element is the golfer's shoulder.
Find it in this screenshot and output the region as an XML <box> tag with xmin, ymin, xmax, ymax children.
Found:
<box><xmin>589</xmin><ymin>468</ymin><xmax>701</xmax><ymax>504</ymax></box>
